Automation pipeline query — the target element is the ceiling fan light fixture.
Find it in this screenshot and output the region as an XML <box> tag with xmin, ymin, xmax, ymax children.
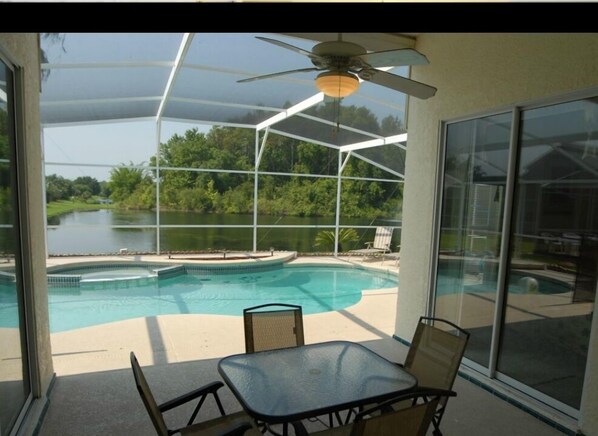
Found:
<box><xmin>315</xmin><ymin>71</ymin><xmax>359</xmax><ymax>98</ymax></box>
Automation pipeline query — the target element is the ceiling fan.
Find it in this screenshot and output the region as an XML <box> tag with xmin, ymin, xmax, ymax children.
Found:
<box><xmin>238</xmin><ymin>35</ymin><xmax>436</xmax><ymax>100</ymax></box>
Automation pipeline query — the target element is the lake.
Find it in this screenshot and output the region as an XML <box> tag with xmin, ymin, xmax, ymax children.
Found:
<box><xmin>47</xmin><ymin>210</ymin><xmax>401</xmax><ymax>255</ymax></box>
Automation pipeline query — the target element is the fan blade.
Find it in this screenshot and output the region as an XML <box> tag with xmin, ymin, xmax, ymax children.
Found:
<box><xmin>356</xmin><ymin>48</ymin><xmax>429</xmax><ymax>68</ymax></box>
<box><xmin>255</xmin><ymin>36</ymin><xmax>322</xmax><ymax>61</ymax></box>
<box><xmin>360</xmin><ymin>69</ymin><xmax>436</xmax><ymax>100</ymax></box>
<box><xmin>238</xmin><ymin>67</ymin><xmax>320</xmax><ymax>83</ymax></box>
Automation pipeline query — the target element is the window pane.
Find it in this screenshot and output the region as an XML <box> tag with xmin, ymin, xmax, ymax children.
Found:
<box><xmin>0</xmin><ymin>59</ymin><xmax>30</xmax><ymax>435</ymax></box>
<box><xmin>498</xmin><ymin>98</ymin><xmax>598</xmax><ymax>410</ymax></box>
<box><xmin>434</xmin><ymin>112</ymin><xmax>512</xmax><ymax>368</ymax></box>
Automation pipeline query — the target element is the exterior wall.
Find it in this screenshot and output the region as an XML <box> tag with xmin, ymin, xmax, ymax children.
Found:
<box><xmin>0</xmin><ymin>33</ymin><xmax>54</xmax><ymax>432</ymax></box>
<box><xmin>399</xmin><ymin>33</ymin><xmax>598</xmax><ymax>432</ymax></box>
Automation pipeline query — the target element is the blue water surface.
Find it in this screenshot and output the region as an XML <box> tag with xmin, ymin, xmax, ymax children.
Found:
<box><xmin>0</xmin><ymin>265</ymin><xmax>398</xmax><ymax>333</ymax></box>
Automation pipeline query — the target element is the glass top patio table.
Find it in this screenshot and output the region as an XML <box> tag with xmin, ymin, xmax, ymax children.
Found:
<box><xmin>217</xmin><ymin>340</ymin><xmax>417</xmax><ymax>424</ymax></box>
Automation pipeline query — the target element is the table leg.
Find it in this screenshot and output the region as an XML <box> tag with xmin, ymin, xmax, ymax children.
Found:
<box><xmin>263</xmin><ymin>422</ymin><xmax>289</xmax><ymax>436</ymax></box>
<box><xmin>289</xmin><ymin>421</ymin><xmax>309</xmax><ymax>436</ymax></box>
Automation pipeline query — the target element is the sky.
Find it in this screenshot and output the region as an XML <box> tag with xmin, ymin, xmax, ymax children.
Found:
<box><xmin>43</xmin><ymin>120</ymin><xmax>211</xmax><ymax>181</ymax></box>
<box><xmin>40</xmin><ymin>33</ymin><xmax>410</xmax><ymax>182</ymax></box>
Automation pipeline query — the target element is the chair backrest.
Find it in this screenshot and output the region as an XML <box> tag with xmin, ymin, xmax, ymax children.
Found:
<box><xmin>130</xmin><ymin>352</ymin><xmax>169</xmax><ymax>436</ymax></box>
<box><xmin>243</xmin><ymin>303</ymin><xmax>304</xmax><ymax>353</ymax></box>
<box><xmin>404</xmin><ymin>317</ymin><xmax>470</xmax><ymax>407</ymax></box>
<box><xmin>373</xmin><ymin>227</ymin><xmax>393</xmax><ymax>250</ymax></box>
<box><xmin>351</xmin><ymin>389</ymin><xmax>454</xmax><ymax>436</ymax></box>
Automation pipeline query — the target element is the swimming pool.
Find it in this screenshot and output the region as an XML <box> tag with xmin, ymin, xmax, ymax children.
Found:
<box><xmin>436</xmin><ymin>264</ymin><xmax>572</xmax><ymax>296</ymax></box>
<box><xmin>1</xmin><ymin>264</ymin><xmax>398</xmax><ymax>333</ymax></box>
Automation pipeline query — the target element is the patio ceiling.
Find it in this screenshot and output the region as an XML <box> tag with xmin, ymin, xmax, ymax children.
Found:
<box><xmin>39</xmin><ymin>33</ymin><xmax>416</xmax><ymax>176</ymax></box>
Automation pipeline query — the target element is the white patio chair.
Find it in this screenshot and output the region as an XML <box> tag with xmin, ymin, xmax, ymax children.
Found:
<box><xmin>349</xmin><ymin>227</ymin><xmax>394</xmax><ymax>258</ymax></box>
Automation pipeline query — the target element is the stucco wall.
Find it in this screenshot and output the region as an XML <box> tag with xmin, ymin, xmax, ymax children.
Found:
<box><xmin>0</xmin><ymin>33</ymin><xmax>53</xmax><ymax>427</ymax></box>
<box><xmin>399</xmin><ymin>33</ymin><xmax>598</xmax><ymax>432</ymax></box>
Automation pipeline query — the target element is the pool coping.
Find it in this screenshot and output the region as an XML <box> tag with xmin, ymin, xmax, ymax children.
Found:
<box><xmin>47</xmin><ymin>250</ymin><xmax>296</xmax><ymax>270</ymax></box>
<box><xmin>46</xmin><ymin>251</ymin><xmax>298</xmax><ymax>286</ymax></box>
<box><xmin>45</xmin><ymin>252</ymin><xmax>402</xmax><ymax>288</ymax></box>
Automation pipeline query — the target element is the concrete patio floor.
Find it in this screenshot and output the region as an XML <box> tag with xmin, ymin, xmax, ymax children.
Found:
<box><xmin>37</xmin><ymin>255</ymin><xmax>570</xmax><ymax>435</ymax></box>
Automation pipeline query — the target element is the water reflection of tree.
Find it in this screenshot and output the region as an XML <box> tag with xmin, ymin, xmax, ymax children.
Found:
<box><xmin>0</xmin><ymin>93</ymin><xmax>14</xmax><ymax>255</ymax></box>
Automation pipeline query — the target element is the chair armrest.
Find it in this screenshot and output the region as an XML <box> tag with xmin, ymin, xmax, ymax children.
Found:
<box><xmin>365</xmin><ymin>241</ymin><xmax>374</xmax><ymax>248</ymax></box>
<box><xmin>159</xmin><ymin>381</ymin><xmax>224</xmax><ymax>412</ymax></box>
<box><xmin>220</xmin><ymin>422</ymin><xmax>255</xmax><ymax>436</ymax></box>
<box><xmin>412</xmin><ymin>387</ymin><xmax>457</xmax><ymax>398</ymax></box>
<box><xmin>357</xmin><ymin>388</ymin><xmax>457</xmax><ymax>420</ymax></box>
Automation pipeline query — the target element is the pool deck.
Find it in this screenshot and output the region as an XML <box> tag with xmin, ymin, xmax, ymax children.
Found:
<box><xmin>38</xmin><ymin>254</ymin><xmax>568</xmax><ymax>436</ymax></box>
<box><xmin>47</xmin><ymin>253</ymin><xmax>401</xmax><ymax>376</ymax></box>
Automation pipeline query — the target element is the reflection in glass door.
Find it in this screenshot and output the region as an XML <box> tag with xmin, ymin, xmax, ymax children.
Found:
<box><xmin>498</xmin><ymin>98</ymin><xmax>597</xmax><ymax>412</ymax></box>
<box><xmin>434</xmin><ymin>113</ymin><xmax>512</xmax><ymax>368</ymax></box>
<box><xmin>0</xmin><ymin>59</ymin><xmax>31</xmax><ymax>434</ymax></box>
<box><xmin>435</xmin><ymin>96</ymin><xmax>598</xmax><ymax>416</ymax></box>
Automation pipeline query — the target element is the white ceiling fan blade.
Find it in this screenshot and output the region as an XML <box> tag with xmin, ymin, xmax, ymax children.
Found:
<box><xmin>356</xmin><ymin>48</ymin><xmax>429</xmax><ymax>68</ymax></box>
<box><xmin>360</xmin><ymin>69</ymin><xmax>437</xmax><ymax>100</ymax></box>
<box><xmin>238</xmin><ymin>67</ymin><xmax>320</xmax><ymax>83</ymax></box>
<box><xmin>255</xmin><ymin>36</ymin><xmax>322</xmax><ymax>62</ymax></box>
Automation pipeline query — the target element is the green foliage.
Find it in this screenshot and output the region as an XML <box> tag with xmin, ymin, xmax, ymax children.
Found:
<box><xmin>108</xmin><ymin>164</ymin><xmax>153</xmax><ymax>206</ymax></box>
<box><xmin>121</xmin><ymin>180</ymin><xmax>155</xmax><ymax>210</ymax></box>
<box><xmin>46</xmin><ymin>102</ymin><xmax>405</xmax><ymax>220</ymax></box>
<box><xmin>46</xmin><ymin>199</ymin><xmax>115</xmax><ymax>219</ymax></box>
<box><xmin>314</xmin><ymin>228</ymin><xmax>359</xmax><ymax>252</ymax></box>
<box><xmin>72</xmin><ymin>176</ymin><xmax>101</xmax><ymax>200</ymax></box>
<box><xmin>0</xmin><ymin>186</ymin><xmax>12</xmax><ymax>216</ymax></box>
<box><xmin>46</xmin><ymin>173</ymin><xmax>109</xmax><ymax>204</ymax></box>
<box><xmin>46</xmin><ymin>174</ymin><xmax>75</xmax><ymax>202</ymax></box>
<box><xmin>0</xmin><ymin>110</ymin><xmax>12</xmax><ymax>206</ymax></box>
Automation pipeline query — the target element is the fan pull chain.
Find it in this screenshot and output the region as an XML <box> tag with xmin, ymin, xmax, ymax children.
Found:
<box><xmin>332</xmin><ymin>96</ymin><xmax>341</xmax><ymax>138</ymax></box>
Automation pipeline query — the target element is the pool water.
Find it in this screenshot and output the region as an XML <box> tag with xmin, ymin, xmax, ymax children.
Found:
<box><xmin>436</xmin><ymin>266</ymin><xmax>571</xmax><ymax>295</ymax></box>
<box><xmin>1</xmin><ymin>265</ymin><xmax>398</xmax><ymax>332</ymax></box>
<box><xmin>81</xmin><ymin>268</ymin><xmax>156</xmax><ymax>281</ymax></box>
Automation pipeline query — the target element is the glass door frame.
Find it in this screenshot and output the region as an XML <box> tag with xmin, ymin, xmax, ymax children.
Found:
<box><xmin>429</xmin><ymin>87</ymin><xmax>598</xmax><ymax>418</ymax></box>
<box><xmin>0</xmin><ymin>47</ymin><xmax>34</xmax><ymax>436</ymax></box>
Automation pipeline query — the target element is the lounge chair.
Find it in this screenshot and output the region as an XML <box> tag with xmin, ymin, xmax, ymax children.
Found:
<box><xmin>382</xmin><ymin>245</ymin><xmax>401</xmax><ymax>266</ymax></box>
<box><xmin>349</xmin><ymin>227</ymin><xmax>394</xmax><ymax>258</ymax></box>
<box><xmin>130</xmin><ymin>352</ymin><xmax>260</xmax><ymax>436</ymax></box>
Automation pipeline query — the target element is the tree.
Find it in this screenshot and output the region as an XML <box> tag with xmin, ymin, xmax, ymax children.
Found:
<box><xmin>99</xmin><ymin>181</ymin><xmax>111</xmax><ymax>198</ymax></box>
<box><xmin>0</xmin><ymin>112</ymin><xmax>11</xmax><ymax>216</ymax></box>
<box><xmin>98</xmin><ymin>101</ymin><xmax>404</xmax><ymax>218</ymax></box>
<box><xmin>380</xmin><ymin>115</ymin><xmax>405</xmax><ymax>136</ymax></box>
<box><xmin>72</xmin><ymin>176</ymin><xmax>101</xmax><ymax>199</ymax></box>
<box><xmin>45</xmin><ymin>174</ymin><xmax>74</xmax><ymax>202</ymax></box>
<box><xmin>314</xmin><ymin>228</ymin><xmax>359</xmax><ymax>252</ymax></box>
<box><xmin>40</xmin><ymin>33</ymin><xmax>66</xmax><ymax>82</ymax></box>
<box><xmin>108</xmin><ymin>164</ymin><xmax>150</xmax><ymax>203</ymax></box>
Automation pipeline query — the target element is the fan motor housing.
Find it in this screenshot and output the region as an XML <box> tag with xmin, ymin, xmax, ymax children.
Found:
<box><xmin>311</xmin><ymin>41</ymin><xmax>367</xmax><ymax>70</ymax></box>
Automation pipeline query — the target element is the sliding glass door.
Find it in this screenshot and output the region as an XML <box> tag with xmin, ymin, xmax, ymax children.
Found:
<box><xmin>434</xmin><ymin>112</ymin><xmax>511</xmax><ymax>369</ymax></box>
<box><xmin>0</xmin><ymin>58</ymin><xmax>31</xmax><ymax>434</ymax></box>
<box><xmin>433</xmin><ymin>95</ymin><xmax>597</xmax><ymax>415</ymax></box>
<box><xmin>497</xmin><ymin>98</ymin><xmax>598</xmax><ymax>412</ymax></box>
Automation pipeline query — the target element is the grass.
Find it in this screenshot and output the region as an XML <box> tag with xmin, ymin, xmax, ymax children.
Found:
<box><xmin>46</xmin><ymin>200</ymin><xmax>115</xmax><ymax>219</ymax></box>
